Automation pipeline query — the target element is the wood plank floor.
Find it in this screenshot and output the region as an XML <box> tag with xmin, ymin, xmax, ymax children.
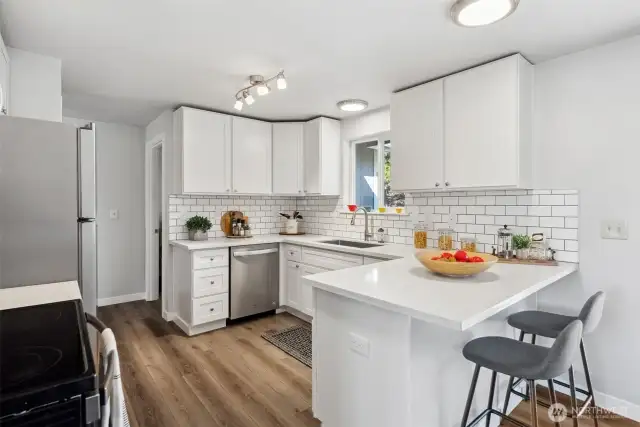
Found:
<box><xmin>99</xmin><ymin>301</ymin><xmax>319</xmax><ymax>427</ymax></box>
<box><xmin>100</xmin><ymin>301</ymin><xmax>637</xmax><ymax>427</ymax></box>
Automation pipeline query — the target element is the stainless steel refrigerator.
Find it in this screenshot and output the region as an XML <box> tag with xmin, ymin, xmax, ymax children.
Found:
<box><xmin>0</xmin><ymin>115</ymin><xmax>97</xmax><ymax>317</ymax></box>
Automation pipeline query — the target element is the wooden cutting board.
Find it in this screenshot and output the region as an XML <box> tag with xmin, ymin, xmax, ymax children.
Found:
<box><xmin>497</xmin><ymin>258</ymin><xmax>558</xmax><ymax>266</ymax></box>
<box><xmin>220</xmin><ymin>211</ymin><xmax>244</xmax><ymax>236</ymax></box>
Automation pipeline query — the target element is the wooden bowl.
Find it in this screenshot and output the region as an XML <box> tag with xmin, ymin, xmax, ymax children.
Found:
<box><xmin>415</xmin><ymin>250</ymin><xmax>498</xmax><ymax>277</ymax></box>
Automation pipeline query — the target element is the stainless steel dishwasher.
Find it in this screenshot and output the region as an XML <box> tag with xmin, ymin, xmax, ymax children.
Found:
<box><xmin>229</xmin><ymin>243</ymin><xmax>280</xmax><ymax>320</ymax></box>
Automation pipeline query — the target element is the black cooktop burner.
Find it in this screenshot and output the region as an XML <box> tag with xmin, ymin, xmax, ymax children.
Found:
<box><xmin>0</xmin><ymin>299</ymin><xmax>97</xmax><ymax>419</ymax></box>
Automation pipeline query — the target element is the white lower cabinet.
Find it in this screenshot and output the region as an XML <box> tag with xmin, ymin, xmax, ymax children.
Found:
<box><xmin>284</xmin><ymin>246</ymin><xmax>363</xmax><ymax>319</ymax></box>
<box><xmin>173</xmin><ymin>246</ymin><xmax>230</xmax><ymax>336</ymax></box>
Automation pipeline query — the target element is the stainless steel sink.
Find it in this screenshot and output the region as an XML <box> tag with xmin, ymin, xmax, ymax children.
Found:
<box><xmin>319</xmin><ymin>240</ymin><xmax>383</xmax><ymax>249</ymax></box>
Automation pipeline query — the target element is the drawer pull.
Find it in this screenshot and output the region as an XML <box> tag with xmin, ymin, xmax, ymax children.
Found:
<box><xmin>210</xmin><ymin>280</ymin><xmax>215</xmax><ymax>284</ymax></box>
<box><xmin>209</xmin><ymin>308</ymin><xmax>215</xmax><ymax>312</ymax></box>
<box><xmin>209</xmin><ymin>258</ymin><xmax>214</xmax><ymax>261</ymax></box>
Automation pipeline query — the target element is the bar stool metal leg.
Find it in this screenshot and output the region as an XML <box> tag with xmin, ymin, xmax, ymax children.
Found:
<box><xmin>580</xmin><ymin>340</ymin><xmax>599</xmax><ymax>427</ymax></box>
<box><xmin>548</xmin><ymin>380</ymin><xmax>561</xmax><ymax>427</ymax></box>
<box><xmin>568</xmin><ymin>366</ymin><xmax>579</xmax><ymax>427</ymax></box>
<box><xmin>524</xmin><ymin>334</ymin><xmax>537</xmax><ymax>401</ymax></box>
<box><xmin>486</xmin><ymin>371</ymin><xmax>497</xmax><ymax>427</ymax></box>
<box><xmin>503</xmin><ymin>330</ymin><xmax>527</xmax><ymax>412</ymax></box>
<box><xmin>461</xmin><ymin>364</ymin><xmax>481</xmax><ymax>427</ymax></box>
<box><xmin>528</xmin><ymin>380</ymin><xmax>539</xmax><ymax>427</ymax></box>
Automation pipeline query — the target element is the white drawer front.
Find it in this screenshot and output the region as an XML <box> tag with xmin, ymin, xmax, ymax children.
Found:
<box><xmin>301</xmin><ymin>247</ymin><xmax>363</xmax><ymax>270</ymax></box>
<box><xmin>192</xmin><ymin>293</ymin><xmax>228</xmax><ymax>325</ymax></box>
<box><xmin>192</xmin><ymin>249</ymin><xmax>228</xmax><ymax>270</ymax></box>
<box><xmin>284</xmin><ymin>245</ymin><xmax>301</xmax><ymax>262</ymax></box>
<box><xmin>193</xmin><ymin>267</ymin><xmax>229</xmax><ymax>298</ymax></box>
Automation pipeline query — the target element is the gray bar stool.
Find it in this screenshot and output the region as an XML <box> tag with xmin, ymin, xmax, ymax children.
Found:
<box><xmin>460</xmin><ymin>320</ymin><xmax>583</xmax><ymax>427</ymax></box>
<box><xmin>503</xmin><ymin>291</ymin><xmax>606</xmax><ymax>426</ymax></box>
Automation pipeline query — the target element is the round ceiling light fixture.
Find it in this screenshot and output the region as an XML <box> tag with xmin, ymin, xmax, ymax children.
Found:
<box><xmin>451</xmin><ymin>0</ymin><xmax>519</xmax><ymax>27</ymax></box>
<box><xmin>337</xmin><ymin>99</ymin><xmax>369</xmax><ymax>112</ymax></box>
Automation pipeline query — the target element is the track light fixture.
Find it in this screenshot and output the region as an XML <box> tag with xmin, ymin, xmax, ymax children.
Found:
<box><xmin>233</xmin><ymin>71</ymin><xmax>286</xmax><ymax>109</ymax></box>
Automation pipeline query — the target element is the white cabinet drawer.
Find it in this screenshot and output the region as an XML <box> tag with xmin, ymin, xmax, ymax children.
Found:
<box><xmin>192</xmin><ymin>249</ymin><xmax>228</xmax><ymax>270</ymax></box>
<box><xmin>192</xmin><ymin>293</ymin><xmax>228</xmax><ymax>325</ymax></box>
<box><xmin>284</xmin><ymin>245</ymin><xmax>301</xmax><ymax>262</ymax></box>
<box><xmin>301</xmin><ymin>247</ymin><xmax>363</xmax><ymax>270</ymax></box>
<box><xmin>192</xmin><ymin>267</ymin><xmax>229</xmax><ymax>298</ymax></box>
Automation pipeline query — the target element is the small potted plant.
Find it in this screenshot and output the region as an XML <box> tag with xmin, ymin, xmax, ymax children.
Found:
<box><xmin>513</xmin><ymin>234</ymin><xmax>532</xmax><ymax>259</ymax></box>
<box><xmin>185</xmin><ymin>215</ymin><xmax>212</xmax><ymax>241</ymax></box>
<box><xmin>279</xmin><ymin>211</ymin><xmax>303</xmax><ymax>234</ymax></box>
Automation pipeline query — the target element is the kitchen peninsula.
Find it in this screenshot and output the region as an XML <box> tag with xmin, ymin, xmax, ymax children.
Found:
<box><xmin>305</xmin><ymin>255</ymin><xmax>577</xmax><ymax>427</ymax></box>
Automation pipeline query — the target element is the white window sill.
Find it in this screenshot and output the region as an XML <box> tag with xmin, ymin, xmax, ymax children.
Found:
<box><xmin>339</xmin><ymin>210</ymin><xmax>409</xmax><ymax>216</ymax></box>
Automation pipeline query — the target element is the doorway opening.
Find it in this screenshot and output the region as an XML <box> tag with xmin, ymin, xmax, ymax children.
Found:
<box><xmin>145</xmin><ymin>136</ymin><xmax>164</xmax><ymax>311</ymax></box>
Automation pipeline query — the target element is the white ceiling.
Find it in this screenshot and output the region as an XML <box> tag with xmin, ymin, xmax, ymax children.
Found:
<box><xmin>1</xmin><ymin>0</ymin><xmax>640</xmax><ymax>126</ymax></box>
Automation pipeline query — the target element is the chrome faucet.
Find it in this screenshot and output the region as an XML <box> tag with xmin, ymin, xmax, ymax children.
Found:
<box><xmin>350</xmin><ymin>207</ymin><xmax>374</xmax><ymax>241</ymax></box>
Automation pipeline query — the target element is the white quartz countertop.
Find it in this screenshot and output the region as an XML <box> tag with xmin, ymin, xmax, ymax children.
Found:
<box><xmin>170</xmin><ymin>234</ymin><xmax>577</xmax><ymax>331</ymax></box>
<box><xmin>170</xmin><ymin>235</ymin><xmax>412</xmax><ymax>259</ymax></box>
<box><xmin>305</xmin><ymin>257</ymin><xmax>577</xmax><ymax>331</ymax></box>
<box><xmin>0</xmin><ymin>281</ymin><xmax>81</xmax><ymax>311</ymax></box>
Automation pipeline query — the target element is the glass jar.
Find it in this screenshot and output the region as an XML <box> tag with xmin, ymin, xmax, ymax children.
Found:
<box><xmin>413</xmin><ymin>222</ymin><xmax>427</xmax><ymax>249</ymax></box>
<box><xmin>437</xmin><ymin>227</ymin><xmax>454</xmax><ymax>250</ymax></box>
<box><xmin>497</xmin><ymin>225</ymin><xmax>513</xmax><ymax>258</ymax></box>
<box><xmin>529</xmin><ymin>233</ymin><xmax>548</xmax><ymax>260</ymax></box>
<box><xmin>460</xmin><ymin>236</ymin><xmax>477</xmax><ymax>253</ymax></box>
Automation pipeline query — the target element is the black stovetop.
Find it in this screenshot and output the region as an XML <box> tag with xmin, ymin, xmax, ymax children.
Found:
<box><xmin>0</xmin><ymin>299</ymin><xmax>97</xmax><ymax>418</ymax></box>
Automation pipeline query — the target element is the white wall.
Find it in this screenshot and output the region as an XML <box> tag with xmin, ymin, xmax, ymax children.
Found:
<box><xmin>8</xmin><ymin>48</ymin><xmax>61</xmax><ymax>121</ymax></box>
<box><xmin>533</xmin><ymin>35</ymin><xmax>640</xmax><ymax>411</ymax></box>
<box><xmin>64</xmin><ymin>117</ymin><xmax>146</xmax><ymax>303</ymax></box>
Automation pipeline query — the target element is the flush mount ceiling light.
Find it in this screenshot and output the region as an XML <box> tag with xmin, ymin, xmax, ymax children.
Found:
<box><xmin>233</xmin><ymin>71</ymin><xmax>286</xmax><ymax>110</ymax></box>
<box><xmin>451</xmin><ymin>0</ymin><xmax>519</xmax><ymax>27</ymax></box>
<box><xmin>337</xmin><ymin>99</ymin><xmax>369</xmax><ymax>112</ymax></box>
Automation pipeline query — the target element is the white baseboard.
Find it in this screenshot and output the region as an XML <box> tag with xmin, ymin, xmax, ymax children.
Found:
<box><xmin>595</xmin><ymin>390</ymin><xmax>640</xmax><ymax>422</ymax></box>
<box><xmin>98</xmin><ymin>292</ymin><xmax>146</xmax><ymax>307</ymax></box>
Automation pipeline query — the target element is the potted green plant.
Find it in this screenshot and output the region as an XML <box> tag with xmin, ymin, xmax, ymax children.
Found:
<box><xmin>513</xmin><ymin>234</ymin><xmax>532</xmax><ymax>259</ymax></box>
<box><xmin>185</xmin><ymin>215</ymin><xmax>212</xmax><ymax>241</ymax></box>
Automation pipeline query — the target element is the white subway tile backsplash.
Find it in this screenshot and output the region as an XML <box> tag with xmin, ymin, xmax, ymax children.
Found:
<box><xmin>552</xmin><ymin>206</ymin><xmax>578</xmax><ymax>217</ymax></box>
<box><xmin>168</xmin><ymin>189</ymin><xmax>580</xmax><ymax>264</ymax></box>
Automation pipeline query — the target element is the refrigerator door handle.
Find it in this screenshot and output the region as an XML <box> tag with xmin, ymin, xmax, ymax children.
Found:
<box><xmin>78</xmin><ymin>217</ymin><xmax>96</xmax><ymax>223</ymax></box>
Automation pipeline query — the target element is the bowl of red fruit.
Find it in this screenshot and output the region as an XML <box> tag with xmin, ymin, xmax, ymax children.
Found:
<box><xmin>415</xmin><ymin>250</ymin><xmax>497</xmax><ymax>277</ymax></box>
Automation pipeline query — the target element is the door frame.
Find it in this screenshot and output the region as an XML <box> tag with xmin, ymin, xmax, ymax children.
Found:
<box><xmin>145</xmin><ymin>134</ymin><xmax>165</xmax><ymax>307</ymax></box>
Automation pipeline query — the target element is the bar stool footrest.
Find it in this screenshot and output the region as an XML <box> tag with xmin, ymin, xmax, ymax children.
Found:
<box><xmin>465</xmin><ymin>408</ymin><xmax>532</xmax><ymax>427</ymax></box>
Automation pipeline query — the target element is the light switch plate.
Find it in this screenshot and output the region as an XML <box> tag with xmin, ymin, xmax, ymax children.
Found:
<box><xmin>601</xmin><ymin>220</ymin><xmax>628</xmax><ymax>240</ymax></box>
<box><xmin>349</xmin><ymin>332</ymin><xmax>370</xmax><ymax>358</ymax></box>
<box><xmin>109</xmin><ymin>209</ymin><xmax>119</xmax><ymax>220</ymax></box>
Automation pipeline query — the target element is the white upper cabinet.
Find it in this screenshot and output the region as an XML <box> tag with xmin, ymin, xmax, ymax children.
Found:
<box><xmin>391</xmin><ymin>79</ymin><xmax>444</xmax><ymax>191</ymax></box>
<box><xmin>231</xmin><ymin>117</ymin><xmax>272</xmax><ymax>194</ymax></box>
<box><xmin>0</xmin><ymin>32</ymin><xmax>9</xmax><ymax>116</ymax></box>
<box><xmin>303</xmin><ymin>117</ymin><xmax>341</xmax><ymax>195</ymax></box>
<box><xmin>443</xmin><ymin>55</ymin><xmax>532</xmax><ymax>189</ymax></box>
<box><xmin>390</xmin><ymin>54</ymin><xmax>533</xmax><ymax>191</ymax></box>
<box><xmin>272</xmin><ymin>122</ymin><xmax>304</xmax><ymax>195</ymax></box>
<box><xmin>174</xmin><ymin>107</ymin><xmax>232</xmax><ymax>194</ymax></box>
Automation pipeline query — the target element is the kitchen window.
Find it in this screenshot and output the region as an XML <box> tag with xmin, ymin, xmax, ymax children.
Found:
<box><xmin>350</xmin><ymin>135</ymin><xmax>405</xmax><ymax>211</ymax></box>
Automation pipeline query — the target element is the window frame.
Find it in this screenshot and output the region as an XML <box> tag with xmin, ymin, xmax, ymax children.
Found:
<box><xmin>349</xmin><ymin>131</ymin><xmax>399</xmax><ymax>210</ymax></box>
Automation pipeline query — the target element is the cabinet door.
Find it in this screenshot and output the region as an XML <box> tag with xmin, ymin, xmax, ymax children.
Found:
<box><xmin>391</xmin><ymin>80</ymin><xmax>444</xmax><ymax>190</ymax></box>
<box><xmin>232</xmin><ymin>117</ymin><xmax>272</xmax><ymax>194</ymax></box>
<box><xmin>300</xmin><ymin>264</ymin><xmax>329</xmax><ymax>316</ymax></box>
<box><xmin>0</xmin><ymin>48</ymin><xmax>8</xmax><ymax>115</ymax></box>
<box><xmin>303</xmin><ymin>119</ymin><xmax>321</xmax><ymax>194</ymax></box>
<box><xmin>180</xmin><ymin>108</ymin><xmax>231</xmax><ymax>193</ymax></box>
<box><xmin>444</xmin><ymin>57</ymin><xmax>519</xmax><ymax>188</ymax></box>
<box><xmin>272</xmin><ymin>122</ymin><xmax>303</xmax><ymax>195</ymax></box>
<box><xmin>286</xmin><ymin>261</ymin><xmax>301</xmax><ymax>311</ymax></box>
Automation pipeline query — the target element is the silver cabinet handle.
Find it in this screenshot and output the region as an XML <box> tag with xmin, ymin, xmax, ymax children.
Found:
<box><xmin>209</xmin><ymin>258</ymin><xmax>214</xmax><ymax>261</ymax></box>
<box><xmin>435</xmin><ymin>182</ymin><xmax>440</xmax><ymax>187</ymax></box>
<box><xmin>296</xmin><ymin>264</ymin><xmax>300</xmax><ymax>269</ymax></box>
<box><xmin>445</xmin><ymin>182</ymin><xmax>450</xmax><ymax>186</ymax></box>
<box><xmin>226</xmin><ymin>189</ymin><xmax>230</xmax><ymax>192</ymax></box>
<box><xmin>210</xmin><ymin>280</ymin><xmax>215</xmax><ymax>284</ymax></box>
<box><xmin>209</xmin><ymin>308</ymin><xmax>215</xmax><ymax>312</ymax></box>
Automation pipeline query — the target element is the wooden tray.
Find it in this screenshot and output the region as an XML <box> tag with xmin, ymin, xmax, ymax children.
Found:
<box><xmin>279</xmin><ymin>232</ymin><xmax>306</xmax><ymax>236</ymax></box>
<box><xmin>225</xmin><ymin>235</ymin><xmax>254</xmax><ymax>239</ymax></box>
<box><xmin>497</xmin><ymin>257</ymin><xmax>558</xmax><ymax>266</ymax></box>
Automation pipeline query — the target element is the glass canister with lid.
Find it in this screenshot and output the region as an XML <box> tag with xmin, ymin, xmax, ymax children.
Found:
<box><xmin>496</xmin><ymin>225</ymin><xmax>513</xmax><ymax>259</ymax></box>
<box><xmin>460</xmin><ymin>236</ymin><xmax>477</xmax><ymax>253</ymax></box>
<box><xmin>413</xmin><ymin>222</ymin><xmax>427</xmax><ymax>249</ymax></box>
<box><xmin>437</xmin><ymin>227</ymin><xmax>454</xmax><ymax>250</ymax></box>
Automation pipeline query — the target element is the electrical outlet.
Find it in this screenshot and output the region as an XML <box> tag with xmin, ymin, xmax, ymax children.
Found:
<box><xmin>349</xmin><ymin>333</ymin><xmax>370</xmax><ymax>358</ymax></box>
<box><xmin>601</xmin><ymin>220</ymin><xmax>628</xmax><ymax>240</ymax></box>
